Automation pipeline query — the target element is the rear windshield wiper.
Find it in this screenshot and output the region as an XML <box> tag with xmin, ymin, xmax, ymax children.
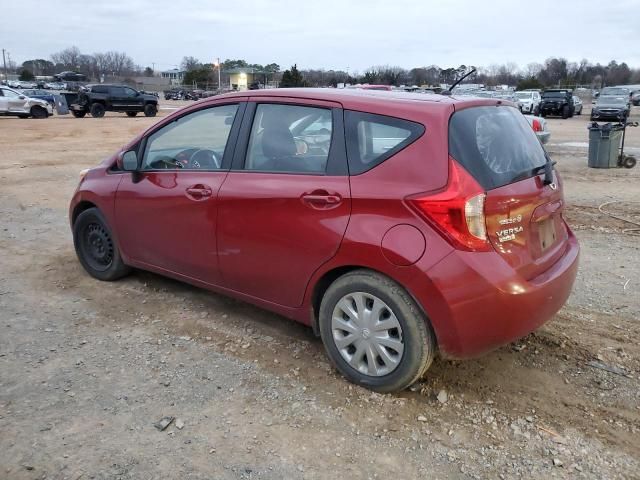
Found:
<box><xmin>532</xmin><ymin>157</ymin><xmax>556</xmax><ymax>185</ymax></box>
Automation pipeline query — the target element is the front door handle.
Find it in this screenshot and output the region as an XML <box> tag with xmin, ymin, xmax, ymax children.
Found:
<box><xmin>185</xmin><ymin>184</ymin><xmax>212</xmax><ymax>200</ymax></box>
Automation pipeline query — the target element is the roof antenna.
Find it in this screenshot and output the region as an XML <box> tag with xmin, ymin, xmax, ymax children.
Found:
<box><xmin>442</xmin><ymin>68</ymin><xmax>477</xmax><ymax>96</ymax></box>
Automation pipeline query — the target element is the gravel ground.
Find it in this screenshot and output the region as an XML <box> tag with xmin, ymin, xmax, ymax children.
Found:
<box><xmin>1</xmin><ymin>102</ymin><xmax>639</xmax><ymax>479</ymax></box>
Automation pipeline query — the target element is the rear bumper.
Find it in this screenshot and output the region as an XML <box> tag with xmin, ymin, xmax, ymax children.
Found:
<box><xmin>422</xmin><ymin>228</ymin><xmax>579</xmax><ymax>358</ymax></box>
<box><xmin>536</xmin><ymin>131</ymin><xmax>551</xmax><ymax>144</ymax></box>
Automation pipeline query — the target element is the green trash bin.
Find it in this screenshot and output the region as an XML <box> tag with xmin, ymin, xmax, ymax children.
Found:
<box><xmin>588</xmin><ymin>123</ymin><xmax>623</xmax><ymax>168</ymax></box>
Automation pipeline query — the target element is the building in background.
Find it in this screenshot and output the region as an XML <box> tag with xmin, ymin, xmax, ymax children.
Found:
<box><xmin>225</xmin><ymin>67</ymin><xmax>268</xmax><ymax>90</ymax></box>
<box><xmin>160</xmin><ymin>68</ymin><xmax>185</xmax><ymax>85</ymax></box>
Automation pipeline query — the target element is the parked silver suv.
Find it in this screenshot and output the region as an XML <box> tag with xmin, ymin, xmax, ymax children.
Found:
<box><xmin>0</xmin><ymin>86</ymin><xmax>53</xmax><ymax>118</ymax></box>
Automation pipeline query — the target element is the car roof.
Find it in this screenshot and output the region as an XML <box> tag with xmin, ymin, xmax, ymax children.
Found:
<box><xmin>202</xmin><ymin>87</ymin><xmax>501</xmax><ymax>112</ymax></box>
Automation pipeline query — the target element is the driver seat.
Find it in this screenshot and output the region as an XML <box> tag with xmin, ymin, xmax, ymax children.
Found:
<box><xmin>260</xmin><ymin>116</ymin><xmax>297</xmax><ymax>170</ymax></box>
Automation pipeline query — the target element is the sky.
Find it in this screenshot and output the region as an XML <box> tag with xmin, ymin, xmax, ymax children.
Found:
<box><xmin>1</xmin><ymin>0</ymin><xmax>639</xmax><ymax>73</ymax></box>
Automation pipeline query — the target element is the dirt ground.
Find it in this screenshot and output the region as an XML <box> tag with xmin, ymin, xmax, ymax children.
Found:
<box><xmin>1</xmin><ymin>100</ymin><xmax>639</xmax><ymax>480</ymax></box>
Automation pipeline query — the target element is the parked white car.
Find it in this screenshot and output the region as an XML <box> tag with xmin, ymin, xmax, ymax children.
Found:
<box><xmin>572</xmin><ymin>96</ymin><xmax>583</xmax><ymax>115</ymax></box>
<box><xmin>524</xmin><ymin>114</ymin><xmax>550</xmax><ymax>144</ymax></box>
<box><xmin>515</xmin><ymin>91</ymin><xmax>541</xmax><ymax>114</ymax></box>
<box><xmin>0</xmin><ymin>86</ymin><xmax>53</xmax><ymax>118</ymax></box>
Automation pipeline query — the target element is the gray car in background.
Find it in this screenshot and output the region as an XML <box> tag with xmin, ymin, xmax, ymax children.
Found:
<box><xmin>591</xmin><ymin>88</ymin><xmax>630</xmax><ymax>121</ymax></box>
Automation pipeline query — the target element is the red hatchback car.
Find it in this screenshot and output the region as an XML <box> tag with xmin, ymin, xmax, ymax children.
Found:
<box><xmin>70</xmin><ymin>89</ymin><xmax>579</xmax><ymax>392</ymax></box>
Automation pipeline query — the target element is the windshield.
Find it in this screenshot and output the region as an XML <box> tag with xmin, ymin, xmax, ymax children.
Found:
<box><xmin>601</xmin><ymin>87</ymin><xmax>629</xmax><ymax>96</ymax></box>
<box><xmin>542</xmin><ymin>91</ymin><xmax>568</xmax><ymax>98</ymax></box>
<box><xmin>597</xmin><ymin>96</ymin><xmax>627</xmax><ymax>105</ymax></box>
<box><xmin>449</xmin><ymin>106</ymin><xmax>547</xmax><ymax>190</ymax></box>
<box><xmin>515</xmin><ymin>92</ymin><xmax>532</xmax><ymax>99</ymax></box>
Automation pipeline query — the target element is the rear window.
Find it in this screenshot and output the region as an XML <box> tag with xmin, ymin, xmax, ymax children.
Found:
<box><xmin>449</xmin><ymin>106</ymin><xmax>547</xmax><ymax>190</ymax></box>
<box><xmin>542</xmin><ymin>91</ymin><xmax>569</xmax><ymax>98</ymax></box>
<box><xmin>345</xmin><ymin>111</ymin><xmax>424</xmax><ymax>174</ymax></box>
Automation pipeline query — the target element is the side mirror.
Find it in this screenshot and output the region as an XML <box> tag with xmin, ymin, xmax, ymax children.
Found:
<box><xmin>224</xmin><ymin>116</ymin><xmax>233</xmax><ymax>125</ymax></box>
<box><xmin>122</xmin><ymin>150</ymin><xmax>139</xmax><ymax>171</ymax></box>
<box><xmin>19</xmin><ymin>95</ymin><xmax>25</xmax><ymax>100</ymax></box>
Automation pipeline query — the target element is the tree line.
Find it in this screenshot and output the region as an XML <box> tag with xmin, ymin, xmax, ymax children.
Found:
<box><xmin>12</xmin><ymin>45</ymin><xmax>640</xmax><ymax>90</ymax></box>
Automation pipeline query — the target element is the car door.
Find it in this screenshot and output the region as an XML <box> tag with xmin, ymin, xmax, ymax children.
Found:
<box><xmin>217</xmin><ymin>99</ymin><xmax>351</xmax><ymax>307</ymax></box>
<box><xmin>108</xmin><ymin>86</ymin><xmax>126</xmax><ymax>111</ymax></box>
<box><xmin>2</xmin><ymin>88</ymin><xmax>28</xmax><ymax>113</ymax></box>
<box><xmin>115</xmin><ymin>101</ymin><xmax>246</xmax><ymax>284</ymax></box>
<box><xmin>122</xmin><ymin>86</ymin><xmax>143</xmax><ymax>110</ymax></box>
<box><xmin>0</xmin><ymin>89</ymin><xmax>7</xmax><ymax>113</ymax></box>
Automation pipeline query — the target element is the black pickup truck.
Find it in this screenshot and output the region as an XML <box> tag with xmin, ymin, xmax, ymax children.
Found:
<box><xmin>538</xmin><ymin>89</ymin><xmax>575</xmax><ymax>119</ymax></box>
<box><xmin>69</xmin><ymin>84</ymin><xmax>158</xmax><ymax>118</ymax></box>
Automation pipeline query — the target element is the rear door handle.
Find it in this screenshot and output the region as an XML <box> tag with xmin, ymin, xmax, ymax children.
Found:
<box><xmin>301</xmin><ymin>191</ymin><xmax>342</xmax><ymax>209</ymax></box>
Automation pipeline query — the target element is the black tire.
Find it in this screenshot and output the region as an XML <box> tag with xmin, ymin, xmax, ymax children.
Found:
<box><xmin>144</xmin><ymin>103</ymin><xmax>157</xmax><ymax>117</ymax></box>
<box><xmin>90</xmin><ymin>102</ymin><xmax>105</xmax><ymax>118</ymax></box>
<box><xmin>576</xmin><ymin>106</ymin><xmax>582</xmax><ymax>115</ymax></box>
<box><xmin>622</xmin><ymin>155</ymin><xmax>637</xmax><ymax>169</ymax></box>
<box><xmin>126</xmin><ymin>111</ymin><xmax>138</xmax><ymax>117</ymax></box>
<box><xmin>562</xmin><ymin>105</ymin><xmax>570</xmax><ymax>119</ymax></box>
<box><xmin>319</xmin><ymin>269</ymin><xmax>436</xmax><ymax>393</ymax></box>
<box><xmin>533</xmin><ymin>105</ymin><xmax>540</xmax><ymax>116</ymax></box>
<box><xmin>73</xmin><ymin>208</ymin><xmax>131</xmax><ymax>281</ymax></box>
<box><xmin>30</xmin><ymin>105</ymin><xmax>48</xmax><ymax>119</ymax></box>
<box><xmin>540</xmin><ymin>111</ymin><xmax>546</xmax><ymax>118</ymax></box>
<box><xmin>72</xmin><ymin>110</ymin><xmax>87</xmax><ymax>118</ymax></box>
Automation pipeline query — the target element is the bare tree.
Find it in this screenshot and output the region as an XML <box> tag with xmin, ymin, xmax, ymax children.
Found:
<box><xmin>181</xmin><ymin>56</ymin><xmax>201</xmax><ymax>72</ymax></box>
<box><xmin>51</xmin><ymin>46</ymin><xmax>82</xmax><ymax>69</ymax></box>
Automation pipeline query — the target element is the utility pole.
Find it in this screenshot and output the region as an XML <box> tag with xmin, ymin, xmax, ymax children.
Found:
<box><xmin>2</xmin><ymin>49</ymin><xmax>7</xmax><ymax>82</ymax></box>
<box><xmin>215</xmin><ymin>57</ymin><xmax>221</xmax><ymax>90</ymax></box>
<box><xmin>152</xmin><ymin>62</ymin><xmax>155</xmax><ymax>73</ymax></box>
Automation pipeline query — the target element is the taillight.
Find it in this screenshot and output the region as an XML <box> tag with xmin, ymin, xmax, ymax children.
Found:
<box><xmin>531</xmin><ymin>118</ymin><xmax>543</xmax><ymax>132</ymax></box>
<box><xmin>407</xmin><ymin>159</ymin><xmax>491</xmax><ymax>252</ymax></box>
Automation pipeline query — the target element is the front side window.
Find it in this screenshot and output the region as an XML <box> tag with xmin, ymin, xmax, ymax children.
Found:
<box><xmin>245</xmin><ymin>104</ymin><xmax>333</xmax><ymax>173</ymax></box>
<box><xmin>142</xmin><ymin>104</ymin><xmax>238</xmax><ymax>170</ymax></box>
<box><xmin>124</xmin><ymin>87</ymin><xmax>137</xmax><ymax>97</ymax></box>
<box><xmin>2</xmin><ymin>89</ymin><xmax>19</xmax><ymax>98</ymax></box>
<box><xmin>345</xmin><ymin>111</ymin><xmax>424</xmax><ymax>175</ymax></box>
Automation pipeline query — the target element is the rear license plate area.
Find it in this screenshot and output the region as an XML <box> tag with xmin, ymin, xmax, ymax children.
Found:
<box><xmin>538</xmin><ymin>218</ymin><xmax>557</xmax><ymax>251</ymax></box>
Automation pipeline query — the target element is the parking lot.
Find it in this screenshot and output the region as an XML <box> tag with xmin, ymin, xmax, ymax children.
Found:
<box><xmin>1</xmin><ymin>101</ymin><xmax>639</xmax><ymax>479</ymax></box>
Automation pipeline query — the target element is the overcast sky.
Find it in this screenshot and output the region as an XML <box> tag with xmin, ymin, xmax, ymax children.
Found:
<box><xmin>2</xmin><ymin>0</ymin><xmax>638</xmax><ymax>72</ymax></box>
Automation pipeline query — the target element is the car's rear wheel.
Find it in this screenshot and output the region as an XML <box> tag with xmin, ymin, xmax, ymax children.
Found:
<box><xmin>90</xmin><ymin>103</ymin><xmax>105</xmax><ymax>118</ymax></box>
<box><xmin>126</xmin><ymin>111</ymin><xmax>137</xmax><ymax>117</ymax></box>
<box><xmin>72</xmin><ymin>110</ymin><xmax>86</xmax><ymax>118</ymax></box>
<box><xmin>144</xmin><ymin>103</ymin><xmax>157</xmax><ymax>117</ymax></box>
<box><xmin>73</xmin><ymin>208</ymin><xmax>131</xmax><ymax>281</ymax></box>
<box><xmin>30</xmin><ymin>105</ymin><xmax>48</xmax><ymax>119</ymax></box>
<box><xmin>319</xmin><ymin>270</ymin><xmax>436</xmax><ymax>393</ymax></box>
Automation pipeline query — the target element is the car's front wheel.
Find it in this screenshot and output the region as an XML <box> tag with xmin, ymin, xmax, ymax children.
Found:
<box><xmin>126</xmin><ymin>111</ymin><xmax>138</xmax><ymax>117</ymax></box>
<box><xmin>72</xmin><ymin>110</ymin><xmax>87</xmax><ymax>118</ymax></box>
<box><xmin>319</xmin><ymin>270</ymin><xmax>436</xmax><ymax>393</ymax></box>
<box><xmin>73</xmin><ymin>208</ymin><xmax>131</xmax><ymax>281</ymax></box>
<box><xmin>30</xmin><ymin>105</ymin><xmax>48</xmax><ymax>119</ymax></box>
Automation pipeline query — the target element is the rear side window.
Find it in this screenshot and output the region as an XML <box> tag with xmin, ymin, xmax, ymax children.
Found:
<box><xmin>91</xmin><ymin>86</ymin><xmax>108</xmax><ymax>94</ymax></box>
<box><xmin>449</xmin><ymin>106</ymin><xmax>547</xmax><ymax>190</ymax></box>
<box><xmin>345</xmin><ymin>111</ymin><xmax>424</xmax><ymax>174</ymax></box>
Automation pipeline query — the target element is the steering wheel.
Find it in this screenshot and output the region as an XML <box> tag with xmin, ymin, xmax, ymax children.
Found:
<box><xmin>188</xmin><ymin>149</ymin><xmax>221</xmax><ymax>169</ymax></box>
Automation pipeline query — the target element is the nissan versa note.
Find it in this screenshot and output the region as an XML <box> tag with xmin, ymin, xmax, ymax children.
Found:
<box><xmin>70</xmin><ymin>89</ymin><xmax>579</xmax><ymax>392</ymax></box>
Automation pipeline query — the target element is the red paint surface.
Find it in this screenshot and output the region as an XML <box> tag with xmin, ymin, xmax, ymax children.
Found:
<box><xmin>70</xmin><ymin>88</ymin><xmax>579</xmax><ymax>358</ymax></box>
